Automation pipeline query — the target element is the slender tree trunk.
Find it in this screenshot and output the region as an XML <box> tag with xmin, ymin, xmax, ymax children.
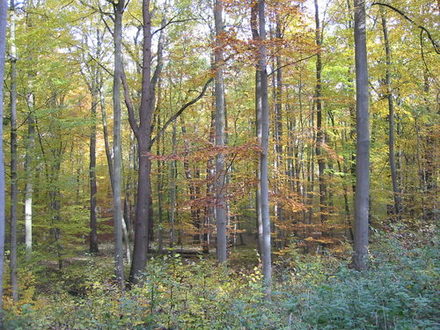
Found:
<box><xmin>89</xmin><ymin>84</ymin><xmax>99</xmax><ymax>253</ymax></box>
<box><xmin>47</xmin><ymin>147</ymin><xmax>63</xmax><ymax>270</ymax></box>
<box><xmin>9</xmin><ymin>0</ymin><xmax>18</xmax><ymax>301</ymax></box>
<box><xmin>100</xmin><ymin>74</ymin><xmax>133</xmax><ymax>260</ymax></box>
<box><xmin>181</xmin><ymin>123</ymin><xmax>199</xmax><ymax>244</ymax></box>
<box><xmin>314</xmin><ymin>0</ymin><xmax>327</xmax><ymax>223</ymax></box>
<box><xmin>126</xmin><ymin>131</ymin><xmax>136</xmax><ymax>240</ymax></box>
<box><xmin>353</xmin><ymin>0</ymin><xmax>370</xmax><ymax>271</ymax></box>
<box><xmin>274</xmin><ymin>15</ymin><xmax>283</xmax><ymax>225</ymax></box>
<box><xmin>155</xmin><ymin>64</ymin><xmax>164</xmax><ymax>253</ymax></box>
<box><xmin>251</xmin><ymin>1</ymin><xmax>263</xmax><ymax>253</ymax></box>
<box><xmin>204</xmin><ymin>104</ymin><xmax>215</xmax><ymax>254</ymax></box>
<box><xmin>346</xmin><ymin>0</ymin><xmax>357</xmax><ymax>207</ymax></box>
<box><xmin>214</xmin><ymin>0</ymin><xmax>227</xmax><ymax>263</ymax></box>
<box><xmin>169</xmin><ymin>122</ymin><xmax>177</xmax><ymax>247</ymax></box>
<box><xmin>85</xmin><ymin>28</ymin><xmax>105</xmax><ymax>254</ymax></box>
<box><xmin>421</xmin><ymin>72</ymin><xmax>437</xmax><ymax>221</ymax></box>
<box><xmin>257</xmin><ymin>0</ymin><xmax>272</xmax><ymax>296</ymax></box>
<box><xmin>330</xmin><ymin>113</ymin><xmax>354</xmax><ymax>241</ymax></box>
<box><xmin>23</xmin><ymin>8</ymin><xmax>36</xmax><ymax>256</ymax></box>
<box><xmin>0</xmin><ymin>2</ymin><xmax>7</xmax><ymax>323</ymax></box>
<box><xmin>156</xmin><ymin>126</ymin><xmax>163</xmax><ymax>254</ymax></box>
<box><xmin>100</xmin><ymin>81</ymin><xmax>114</xmax><ymax>186</ymax></box>
<box><xmin>381</xmin><ymin>10</ymin><xmax>402</xmax><ymax>219</ymax></box>
<box><xmin>24</xmin><ymin>93</ymin><xmax>35</xmax><ymax>259</ymax></box>
<box><xmin>111</xmin><ymin>0</ymin><xmax>125</xmax><ymax>289</ymax></box>
<box><xmin>307</xmin><ymin>100</ymin><xmax>315</xmax><ymax>227</ymax></box>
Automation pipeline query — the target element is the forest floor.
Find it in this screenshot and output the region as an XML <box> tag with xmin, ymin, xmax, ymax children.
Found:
<box><xmin>3</xmin><ymin>226</ymin><xmax>439</xmax><ymax>329</ymax></box>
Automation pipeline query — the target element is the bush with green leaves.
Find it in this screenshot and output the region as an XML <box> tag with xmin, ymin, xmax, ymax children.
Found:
<box><xmin>4</xmin><ymin>237</ymin><xmax>439</xmax><ymax>329</ymax></box>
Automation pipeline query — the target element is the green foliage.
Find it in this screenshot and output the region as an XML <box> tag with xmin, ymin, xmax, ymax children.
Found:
<box><xmin>287</xmin><ymin>248</ymin><xmax>439</xmax><ymax>329</ymax></box>
<box><xmin>4</xmin><ymin>237</ymin><xmax>439</xmax><ymax>329</ymax></box>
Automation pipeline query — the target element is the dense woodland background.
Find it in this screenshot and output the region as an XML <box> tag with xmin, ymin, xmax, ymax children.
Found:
<box><xmin>0</xmin><ymin>0</ymin><xmax>438</xmax><ymax>328</ymax></box>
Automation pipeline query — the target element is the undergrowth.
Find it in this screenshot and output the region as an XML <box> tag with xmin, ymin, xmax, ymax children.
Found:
<box><xmin>4</xmin><ymin>233</ymin><xmax>439</xmax><ymax>329</ymax></box>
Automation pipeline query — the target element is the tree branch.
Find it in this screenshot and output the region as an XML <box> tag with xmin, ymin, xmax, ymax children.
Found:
<box><xmin>152</xmin><ymin>16</ymin><xmax>195</xmax><ymax>36</ymax></box>
<box><xmin>372</xmin><ymin>2</ymin><xmax>440</xmax><ymax>54</ymax></box>
<box><xmin>150</xmin><ymin>78</ymin><xmax>213</xmax><ymax>146</ymax></box>
<box><xmin>121</xmin><ymin>68</ymin><xmax>139</xmax><ymax>135</ymax></box>
<box><xmin>268</xmin><ymin>53</ymin><xmax>318</xmax><ymax>77</ymax></box>
<box><xmin>150</xmin><ymin>19</ymin><xmax>166</xmax><ymax>111</ymax></box>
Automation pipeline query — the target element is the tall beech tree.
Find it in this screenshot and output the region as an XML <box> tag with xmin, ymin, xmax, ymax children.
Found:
<box><xmin>23</xmin><ymin>0</ymin><xmax>36</xmax><ymax>259</ymax></box>
<box><xmin>257</xmin><ymin>0</ymin><xmax>272</xmax><ymax>294</ymax></box>
<box><xmin>250</xmin><ymin>0</ymin><xmax>262</xmax><ymax>253</ymax></box>
<box><xmin>314</xmin><ymin>0</ymin><xmax>326</xmax><ymax>223</ymax></box>
<box><xmin>353</xmin><ymin>0</ymin><xmax>370</xmax><ymax>271</ymax></box>
<box><xmin>9</xmin><ymin>0</ymin><xmax>18</xmax><ymax>301</ymax></box>
<box><xmin>380</xmin><ymin>9</ymin><xmax>402</xmax><ymax>218</ymax></box>
<box><xmin>110</xmin><ymin>0</ymin><xmax>125</xmax><ymax>288</ymax></box>
<box><xmin>0</xmin><ymin>0</ymin><xmax>8</xmax><ymax>323</ymax></box>
<box><xmin>127</xmin><ymin>0</ymin><xmax>156</xmax><ymax>283</ymax></box>
<box><xmin>125</xmin><ymin>0</ymin><xmax>213</xmax><ymax>282</ymax></box>
<box><xmin>214</xmin><ymin>0</ymin><xmax>227</xmax><ymax>263</ymax></box>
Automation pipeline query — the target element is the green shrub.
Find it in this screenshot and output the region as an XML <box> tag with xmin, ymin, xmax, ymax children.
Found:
<box><xmin>4</xmin><ymin>238</ymin><xmax>439</xmax><ymax>329</ymax></box>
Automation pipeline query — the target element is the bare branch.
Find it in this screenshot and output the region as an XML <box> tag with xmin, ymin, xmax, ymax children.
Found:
<box><xmin>151</xmin><ymin>78</ymin><xmax>214</xmax><ymax>146</ymax></box>
<box><xmin>372</xmin><ymin>2</ymin><xmax>440</xmax><ymax>54</ymax></box>
<box><xmin>152</xmin><ymin>17</ymin><xmax>195</xmax><ymax>36</ymax></box>
<box><xmin>121</xmin><ymin>68</ymin><xmax>139</xmax><ymax>136</ymax></box>
<box><xmin>268</xmin><ymin>53</ymin><xmax>318</xmax><ymax>77</ymax></box>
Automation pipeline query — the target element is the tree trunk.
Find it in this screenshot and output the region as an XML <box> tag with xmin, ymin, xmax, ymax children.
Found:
<box><xmin>251</xmin><ymin>0</ymin><xmax>263</xmax><ymax>254</ymax></box>
<box><xmin>181</xmin><ymin>122</ymin><xmax>200</xmax><ymax>244</ymax></box>
<box><xmin>314</xmin><ymin>0</ymin><xmax>327</xmax><ymax>223</ymax></box>
<box><xmin>214</xmin><ymin>0</ymin><xmax>227</xmax><ymax>263</ymax></box>
<box><xmin>154</xmin><ymin>45</ymin><xmax>166</xmax><ymax>253</ymax></box>
<box><xmin>129</xmin><ymin>0</ymin><xmax>155</xmax><ymax>283</ymax></box>
<box><xmin>169</xmin><ymin>122</ymin><xmax>177</xmax><ymax>247</ymax></box>
<box><xmin>353</xmin><ymin>0</ymin><xmax>370</xmax><ymax>271</ymax></box>
<box><xmin>9</xmin><ymin>0</ymin><xmax>18</xmax><ymax>301</ymax></box>
<box><xmin>23</xmin><ymin>1</ymin><xmax>36</xmax><ymax>258</ymax></box>
<box><xmin>257</xmin><ymin>0</ymin><xmax>272</xmax><ymax>296</ymax></box>
<box><xmin>0</xmin><ymin>2</ymin><xmax>7</xmax><ymax>323</ymax></box>
<box><xmin>380</xmin><ymin>10</ymin><xmax>402</xmax><ymax>219</ymax></box>
<box><xmin>111</xmin><ymin>0</ymin><xmax>125</xmax><ymax>289</ymax></box>
<box><xmin>274</xmin><ymin>14</ymin><xmax>283</xmax><ymax>229</ymax></box>
<box><xmin>24</xmin><ymin>93</ymin><xmax>35</xmax><ymax>259</ymax></box>
<box><xmin>89</xmin><ymin>82</ymin><xmax>99</xmax><ymax>254</ymax></box>
<box><xmin>204</xmin><ymin>103</ymin><xmax>216</xmax><ymax>254</ymax></box>
<box><xmin>100</xmin><ymin>78</ymin><xmax>114</xmax><ymax>186</ymax></box>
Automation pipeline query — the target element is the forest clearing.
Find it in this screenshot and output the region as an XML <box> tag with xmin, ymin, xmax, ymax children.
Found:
<box><xmin>0</xmin><ymin>0</ymin><xmax>438</xmax><ymax>328</ymax></box>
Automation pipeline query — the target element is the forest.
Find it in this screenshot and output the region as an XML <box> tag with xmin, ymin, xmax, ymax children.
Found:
<box><xmin>0</xmin><ymin>0</ymin><xmax>438</xmax><ymax>328</ymax></box>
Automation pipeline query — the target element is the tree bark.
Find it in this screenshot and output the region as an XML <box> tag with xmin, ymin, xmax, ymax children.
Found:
<box><xmin>89</xmin><ymin>77</ymin><xmax>99</xmax><ymax>254</ymax></box>
<box><xmin>314</xmin><ymin>0</ymin><xmax>327</xmax><ymax>223</ymax></box>
<box><xmin>251</xmin><ymin>0</ymin><xmax>263</xmax><ymax>254</ymax></box>
<box><xmin>0</xmin><ymin>2</ymin><xmax>7</xmax><ymax>323</ymax></box>
<box><xmin>24</xmin><ymin>94</ymin><xmax>35</xmax><ymax>259</ymax></box>
<box><xmin>9</xmin><ymin>0</ymin><xmax>18</xmax><ymax>301</ymax></box>
<box><xmin>129</xmin><ymin>0</ymin><xmax>155</xmax><ymax>283</ymax></box>
<box><xmin>169</xmin><ymin>122</ymin><xmax>177</xmax><ymax>247</ymax></box>
<box><xmin>24</xmin><ymin>2</ymin><xmax>36</xmax><ymax>258</ymax></box>
<box><xmin>353</xmin><ymin>0</ymin><xmax>370</xmax><ymax>271</ymax></box>
<box><xmin>257</xmin><ymin>0</ymin><xmax>272</xmax><ymax>296</ymax></box>
<box><xmin>100</xmin><ymin>78</ymin><xmax>114</xmax><ymax>187</ymax></box>
<box><xmin>274</xmin><ymin>14</ymin><xmax>283</xmax><ymax>229</ymax></box>
<box><xmin>380</xmin><ymin>9</ymin><xmax>402</xmax><ymax>219</ymax></box>
<box><xmin>214</xmin><ymin>0</ymin><xmax>227</xmax><ymax>263</ymax></box>
<box><xmin>111</xmin><ymin>0</ymin><xmax>125</xmax><ymax>289</ymax></box>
